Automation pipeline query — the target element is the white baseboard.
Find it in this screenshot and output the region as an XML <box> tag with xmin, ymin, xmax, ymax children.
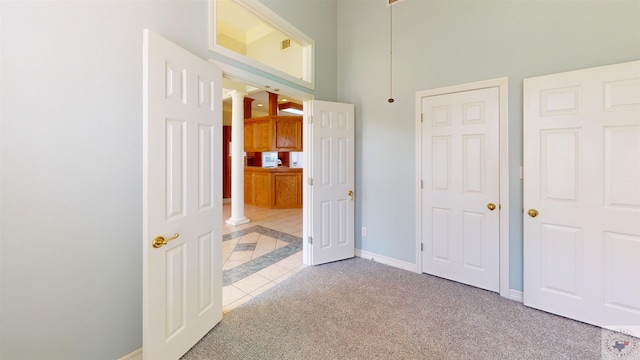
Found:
<box><xmin>118</xmin><ymin>348</ymin><xmax>142</xmax><ymax>360</ymax></box>
<box><xmin>355</xmin><ymin>249</ymin><xmax>419</xmax><ymax>273</ymax></box>
<box><xmin>356</xmin><ymin>249</ymin><xmax>524</xmax><ymax>302</ymax></box>
<box><xmin>509</xmin><ymin>289</ymin><xmax>523</xmax><ymax>302</ymax></box>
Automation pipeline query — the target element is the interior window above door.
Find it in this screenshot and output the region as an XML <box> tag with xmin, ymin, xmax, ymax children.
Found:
<box><xmin>210</xmin><ymin>0</ymin><xmax>315</xmax><ymax>90</ymax></box>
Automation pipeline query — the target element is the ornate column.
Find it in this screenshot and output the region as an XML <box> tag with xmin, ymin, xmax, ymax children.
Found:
<box><xmin>226</xmin><ymin>90</ymin><xmax>250</xmax><ymax>226</ymax></box>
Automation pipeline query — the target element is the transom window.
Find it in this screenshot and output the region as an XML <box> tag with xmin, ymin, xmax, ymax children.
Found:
<box><xmin>210</xmin><ymin>0</ymin><xmax>315</xmax><ymax>90</ymax></box>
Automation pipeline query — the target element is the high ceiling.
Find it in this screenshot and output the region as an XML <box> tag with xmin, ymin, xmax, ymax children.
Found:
<box><xmin>217</xmin><ymin>0</ymin><xmax>265</xmax><ymax>35</ymax></box>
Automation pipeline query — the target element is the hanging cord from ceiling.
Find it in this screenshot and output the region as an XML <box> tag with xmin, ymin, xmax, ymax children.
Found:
<box><xmin>388</xmin><ymin>1</ymin><xmax>394</xmax><ymax>103</ymax></box>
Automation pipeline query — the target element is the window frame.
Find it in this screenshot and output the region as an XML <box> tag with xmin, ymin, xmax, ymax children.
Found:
<box><xmin>209</xmin><ymin>0</ymin><xmax>315</xmax><ymax>90</ymax></box>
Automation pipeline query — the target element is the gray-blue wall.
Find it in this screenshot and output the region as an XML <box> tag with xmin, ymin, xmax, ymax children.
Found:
<box><xmin>337</xmin><ymin>0</ymin><xmax>640</xmax><ymax>291</ymax></box>
<box><xmin>261</xmin><ymin>0</ymin><xmax>338</xmax><ymax>101</ymax></box>
<box><xmin>1</xmin><ymin>0</ymin><xmax>638</xmax><ymax>358</ymax></box>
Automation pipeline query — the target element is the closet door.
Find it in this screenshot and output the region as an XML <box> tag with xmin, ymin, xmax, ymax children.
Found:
<box><xmin>523</xmin><ymin>61</ymin><xmax>640</xmax><ymax>330</ymax></box>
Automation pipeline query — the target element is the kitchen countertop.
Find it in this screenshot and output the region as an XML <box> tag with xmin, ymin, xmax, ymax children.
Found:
<box><xmin>245</xmin><ymin>166</ymin><xmax>302</xmax><ymax>172</ymax></box>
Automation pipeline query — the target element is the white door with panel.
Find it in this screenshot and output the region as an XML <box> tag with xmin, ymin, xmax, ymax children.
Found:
<box><xmin>523</xmin><ymin>61</ymin><xmax>640</xmax><ymax>328</ymax></box>
<box><xmin>307</xmin><ymin>100</ymin><xmax>355</xmax><ymax>265</ymax></box>
<box><xmin>143</xmin><ymin>30</ymin><xmax>223</xmax><ymax>359</ymax></box>
<box><xmin>421</xmin><ymin>87</ymin><xmax>500</xmax><ymax>292</ymax></box>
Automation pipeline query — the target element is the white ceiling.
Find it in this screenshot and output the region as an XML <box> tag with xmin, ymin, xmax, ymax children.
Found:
<box><xmin>217</xmin><ymin>0</ymin><xmax>304</xmax><ymax>116</ymax></box>
<box><xmin>217</xmin><ymin>0</ymin><xmax>275</xmax><ymax>44</ymax></box>
<box><xmin>222</xmin><ymin>78</ymin><xmax>302</xmax><ymax>115</ymax></box>
<box><xmin>217</xmin><ymin>0</ymin><xmax>263</xmax><ymax>33</ymax></box>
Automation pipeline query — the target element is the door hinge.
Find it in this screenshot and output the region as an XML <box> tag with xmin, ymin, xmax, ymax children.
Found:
<box><xmin>308</xmin><ymin>236</ymin><xmax>313</xmax><ymax>244</ymax></box>
<box><xmin>308</xmin><ymin>115</ymin><xmax>313</xmax><ymax>124</ymax></box>
<box><xmin>421</xmin><ymin>180</ymin><xmax>423</xmax><ymax>189</ymax></box>
<box><xmin>308</xmin><ymin>178</ymin><xmax>313</xmax><ymax>186</ymax></box>
<box><xmin>421</xmin><ymin>113</ymin><xmax>424</xmax><ymax>123</ymax></box>
<box><xmin>421</xmin><ymin>243</ymin><xmax>424</xmax><ymax>251</ymax></box>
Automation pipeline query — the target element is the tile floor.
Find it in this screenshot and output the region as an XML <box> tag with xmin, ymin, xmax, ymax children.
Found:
<box><xmin>221</xmin><ymin>202</ymin><xmax>305</xmax><ymax>313</ymax></box>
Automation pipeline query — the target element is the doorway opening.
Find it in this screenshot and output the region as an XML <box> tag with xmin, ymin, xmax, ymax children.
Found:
<box><xmin>220</xmin><ymin>77</ymin><xmax>307</xmax><ymax>312</ymax></box>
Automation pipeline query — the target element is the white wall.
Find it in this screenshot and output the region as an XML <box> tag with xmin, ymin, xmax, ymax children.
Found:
<box><xmin>337</xmin><ymin>0</ymin><xmax>640</xmax><ymax>290</ymax></box>
<box><xmin>0</xmin><ymin>0</ymin><xmax>337</xmax><ymax>358</ymax></box>
<box><xmin>0</xmin><ymin>2</ymin><xmax>210</xmax><ymax>358</ymax></box>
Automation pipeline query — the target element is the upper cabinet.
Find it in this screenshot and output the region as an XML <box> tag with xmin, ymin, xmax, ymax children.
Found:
<box><xmin>244</xmin><ymin>115</ymin><xmax>302</xmax><ymax>152</ymax></box>
<box><xmin>244</xmin><ymin>117</ymin><xmax>271</xmax><ymax>152</ymax></box>
<box><xmin>274</xmin><ymin>116</ymin><xmax>302</xmax><ymax>150</ymax></box>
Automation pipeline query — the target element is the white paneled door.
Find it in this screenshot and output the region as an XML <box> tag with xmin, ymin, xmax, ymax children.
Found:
<box><xmin>523</xmin><ymin>61</ymin><xmax>640</xmax><ymax>329</ymax></box>
<box><xmin>421</xmin><ymin>87</ymin><xmax>500</xmax><ymax>292</ymax></box>
<box><xmin>307</xmin><ymin>100</ymin><xmax>355</xmax><ymax>265</ymax></box>
<box><xmin>143</xmin><ymin>30</ymin><xmax>223</xmax><ymax>359</ymax></box>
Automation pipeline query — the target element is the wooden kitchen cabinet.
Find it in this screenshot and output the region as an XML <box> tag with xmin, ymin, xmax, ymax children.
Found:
<box><xmin>244</xmin><ymin>118</ymin><xmax>272</xmax><ymax>152</ymax></box>
<box><xmin>273</xmin><ymin>172</ymin><xmax>302</xmax><ymax>208</ymax></box>
<box><xmin>244</xmin><ymin>116</ymin><xmax>302</xmax><ymax>152</ymax></box>
<box><xmin>244</xmin><ymin>170</ymin><xmax>255</xmax><ymax>205</ymax></box>
<box><xmin>274</xmin><ymin>117</ymin><xmax>302</xmax><ymax>151</ymax></box>
<box><xmin>223</xmin><ymin>125</ymin><xmax>232</xmax><ymax>199</ymax></box>
<box><xmin>244</xmin><ymin>166</ymin><xmax>302</xmax><ymax>209</ymax></box>
<box><xmin>254</xmin><ymin>172</ymin><xmax>272</xmax><ymax>207</ymax></box>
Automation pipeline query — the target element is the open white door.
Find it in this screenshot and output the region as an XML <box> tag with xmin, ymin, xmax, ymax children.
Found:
<box><xmin>143</xmin><ymin>30</ymin><xmax>223</xmax><ymax>359</ymax></box>
<box><xmin>523</xmin><ymin>61</ymin><xmax>640</xmax><ymax>329</ymax></box>
<box><xmin>306</xmin><ymin>100</ymin><xmax>355</xmax><ymax>265</ymax></box>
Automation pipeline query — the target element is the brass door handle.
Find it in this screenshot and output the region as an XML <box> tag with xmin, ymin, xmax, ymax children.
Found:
<box><xmin>487</xmin><ymin>203</ymin><xmax>496</xmax><ymax>211</ymax></box>
<box><xmin>348</xmin><ymin>190</ymin><xmax>354</xmax><ymax>201</ymax></box>
<box><xmin>528</xmin><ymin>209</ymin><xmax>539</xmax><ymax>218</ymax></box>
<box><xmin>152</xmin><ymin>233</ymin><xmax>180</xmax><ymax>248</ymax></box>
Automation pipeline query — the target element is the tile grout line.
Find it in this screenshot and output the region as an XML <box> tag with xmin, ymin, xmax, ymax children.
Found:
<box><xmin>221</xmin><ymin>204</ymin><xmax>304</xmax><ymax>312</ymax></box>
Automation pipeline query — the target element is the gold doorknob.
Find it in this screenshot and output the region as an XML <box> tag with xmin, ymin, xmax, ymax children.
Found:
<box><xmin>348</xmin><ymin>190</ymin><xmax>354</xmax><ymax>201</ymax></box>
<box><xmin>528</xmin><ymin>209</ymin><xmax>539</xmax><ymax>218</ymax></box>
<box><xmin>152</xmin><ymin>233</ymin><xmax>180</xmax><ymax>248</ymax></box>
<box><xmin>487</xmin><ymin>203</ymin><xmax>496</xmax><ymax>211</ymax></box>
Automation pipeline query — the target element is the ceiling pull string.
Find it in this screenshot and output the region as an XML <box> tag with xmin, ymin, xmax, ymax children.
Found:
<box><xmin>388</xmin><ymin>1</ymin><xmax>395</xmax><ymax>103</ymax></box>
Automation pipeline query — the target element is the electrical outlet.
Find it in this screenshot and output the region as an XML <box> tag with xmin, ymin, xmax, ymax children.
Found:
<box><xmin>361</xmin><ymin>227</ymin><xmax>367</xmax><ymax>237</ymax></box>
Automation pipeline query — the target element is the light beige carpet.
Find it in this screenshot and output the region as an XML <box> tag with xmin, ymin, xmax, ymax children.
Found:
<box><xmin>182</xmin><ymin>257</ymin><xmax>603</xmax><ymax>359</ymax></box>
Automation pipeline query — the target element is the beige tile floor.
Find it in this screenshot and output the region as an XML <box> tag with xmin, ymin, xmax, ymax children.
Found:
<box><xmin>221</xmin><ymin>202</ymin><xmax>305</xmax><ymax>313</ymax></box>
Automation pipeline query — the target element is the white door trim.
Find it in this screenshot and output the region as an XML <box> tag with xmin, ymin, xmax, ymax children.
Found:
<box><xmin>415</xmin><ymin>77</ymin><xmax>510</xmax><ymax>298</ymax></box>
<box><xmin>209</xmin><ymin>60</ymin><xmax>314</xmax><ymax>103</ymax></box>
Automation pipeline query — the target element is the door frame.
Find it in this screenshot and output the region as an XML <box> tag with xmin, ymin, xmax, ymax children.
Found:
<box><xmin>209</xmin><ymin>59</ymin><xmax>315</xmax><ymax>264</ymax></box>
<box><xmin>415</xmin><ymin>77</ymin><xmax>510</xmax><ymax>298</ymax></box>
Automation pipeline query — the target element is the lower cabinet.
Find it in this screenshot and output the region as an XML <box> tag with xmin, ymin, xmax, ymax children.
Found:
<box><xmin>244</xmin><ymin>167</ymin><xmax>302</xmax><ymax>209</ymax></box>
<box><xmin>273</xmin><ymin>172</ymin><xmax>302</xmax><ymax>208</ymax></box>
<box><xmin>254</xmin><ymin>172</ymin><xmax>272</xmax><ymax>208</ymax></box>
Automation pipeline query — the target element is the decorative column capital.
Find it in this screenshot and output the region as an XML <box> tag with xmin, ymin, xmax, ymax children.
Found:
<box><xmin>227</xmin><ymin>90</ymin><xmax>247</xmax><ymax>100</ymax></box>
